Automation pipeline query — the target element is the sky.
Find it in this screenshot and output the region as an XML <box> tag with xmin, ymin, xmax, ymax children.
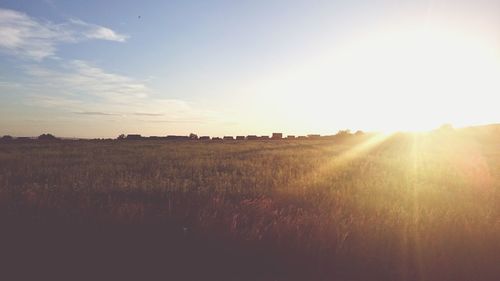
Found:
<box><xmin>1</xmin><ymin>0</ymin><xmax>499</xmax><ymax>138</ymax></box>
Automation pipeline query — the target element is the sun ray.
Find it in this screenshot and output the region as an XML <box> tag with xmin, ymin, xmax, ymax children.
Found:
<box><xmin>410</xmin><ymin>133</ymin><xmax>426</xmax><ymax>281</ymax></box>
<box><xmin>287</xmin><ymin>133</ymin><xmax>393</xmax><ymax>194</ymax></box>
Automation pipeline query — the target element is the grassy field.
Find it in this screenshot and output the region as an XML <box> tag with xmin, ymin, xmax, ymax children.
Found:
<box><xmin>1</xmin><ymin>127</ymin><xmax>499</xmax><ymax>281</ymax></box>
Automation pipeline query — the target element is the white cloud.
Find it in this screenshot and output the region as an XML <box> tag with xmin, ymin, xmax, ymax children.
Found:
<box><xmin>26</xmin><ymin>60</ymin><xmax>151</xmax><ymax>101</ymax></box>
<box><xmin>0</xmin><ymin>9</ymin><xmax>221</xmax><ymax>136</ymax></box>
<box><xmin>0</xmin><ymin>8</ymin><xmax>128</xmax><ymax>60</ymax></box>
<box><xmin>21</xmin><ymin>60</ymin><xmax>215</xmax><ymax>124</ymax></box>
<box><xmin>69</xmin><ymin>19</ymin><xmax>128</xmax><ymax>42</ymax></box>
<box><xmin>87</xmin><ymin>26</ymin><xmax>127</xmax><ymax>42</ymax></box>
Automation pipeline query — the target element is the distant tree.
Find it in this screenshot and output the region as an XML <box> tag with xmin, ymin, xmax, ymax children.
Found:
<box><xmin>1</xmin><ymin>135</ymin><xmax>13</xmax><ymax>141</ymax></box>
<box><xmin>336</xmin><ymin>129</ymin><xmax>351</xmax><ymax>136</ymax></box>
<box><xmin>189</xmin><ymin>133</ymin><xmax>198</xmax><ymax>140</ymax></box>
<box><xmin>354</xmin><ymin>130</ymin><xmax>364</xmax><ymax>136</ymax></box>
<box><xmin>38</xmin><ymin>133</ymin><xmax>58</xmax><ymax>141</ymax></box>
<box><xmin>117</xmin><ymin>134</ymin><xmax>126</xmax><ymax>140</ymax></box>
<box><xmin>438</xmin><ymin>124</ymin><xmax>454</xmax><ymax>131</ymax></box>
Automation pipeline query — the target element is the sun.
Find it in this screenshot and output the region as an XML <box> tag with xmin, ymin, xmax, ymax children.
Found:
<box><xmin>234</xmin><ymin>21</ymin><xmax>500</xmax><ymax>136</ymax></box>
<box><xmin>257</xmin><ymin>24</ymin><xmax>500</xmax><ymax>135</ymax></box>
<box><xmin>328</xmin><ymin>25</ymin><xmax>500</xmax><ymax>133</ymax></box>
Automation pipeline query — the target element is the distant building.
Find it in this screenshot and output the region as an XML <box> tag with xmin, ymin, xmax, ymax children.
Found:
<box><xmin>297</xmin><ymin>136</ymin><xmax>307</xmax><ymax>139</ymax></box>
<box><xmin>212</xmin><ymin>137</ymin><xmax>222</xmax><ymax>141</ymax></box>
<box><xmin>16</xmin><ymin>137</ymin><xmax>32</xmax><ymax>142</ymax></box>
<box><xmin>236</xmin><ymin>136</ymin><xmax>245</xmax><ymax>140</ymax></box>
<box><xmin>322</xmin><ymin>135</ymin><xmax>336</xmax><ymax>140</ymax></box>
<box><xmin>148</xmin><ymin>136</ymin><xmax>165</xmax><ymax>140</ymax></box>
<box><xmin>223</xmin><ymin>136</ymin><xmax>234</xmax><ymax>140</ymax></box>
<box><xmin>287</xmin><ymin>135</ymin><xmax>296</xmax><ymax>139</ymax></box>
<box><xmin>259</xmin><ymin>136</ymin><xmax>270</xmax><ymax>140</ymax></box>
<box><xmin>307</xmin><ymin>134</ymin><xmax>321</xmax><ymax>139</ymax></box>
<box><xmin>271</xmin><ymin>133</ymin><xmax>283</xmax><ymax>139</ymax></box>
<box><xmin>166</xmin><ymin>135</ymin><xmax>189</xmax><ymax>140</ymax></box>
<box><xmin>126</xmin><ymin>134</ymin><xmax>142</xmax><ymax>140</ymax></box>
<box><xmin>246</xmin><ymin>135</ymin><xmax>258</xmax><ymax>140</ymax></box>
<box><xmin>199</xmin><ymin>136</ymin><xmax>210</xmax><ymax>140</ymax></box>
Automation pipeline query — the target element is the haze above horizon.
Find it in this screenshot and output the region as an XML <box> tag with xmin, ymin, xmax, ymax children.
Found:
<box><xmin>1</xmin><ymin>0</ymin><xmax>499</xmax><ymax>138</ymax></box>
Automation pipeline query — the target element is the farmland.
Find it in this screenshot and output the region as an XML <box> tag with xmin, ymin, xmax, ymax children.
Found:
<box><xmin>0</xmin><ymin>126</ymin><xmax>499</xmax><ymax>281</ymax></box>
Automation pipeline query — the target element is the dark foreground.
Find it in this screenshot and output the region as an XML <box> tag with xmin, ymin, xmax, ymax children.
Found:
<box><xmin>1</xmin><ymin>127</ymin><xmax>499</xmax><ymax>281</ymax></box>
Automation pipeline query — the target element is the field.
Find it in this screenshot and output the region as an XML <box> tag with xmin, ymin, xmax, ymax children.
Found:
<box><xmin>1</xmin><ymin>127</ymin><xmax>499</xmax><ymax>281</ymax></box>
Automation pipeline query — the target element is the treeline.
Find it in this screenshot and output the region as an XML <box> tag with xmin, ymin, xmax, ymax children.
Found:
<box><xmin>116</xmin><ymin>130</ymin><xmax>364</xmax><ymax>141</ymax></box>
<box><xmin>0</xmin><ymin>130</ymin><xmax>365</xmax><ymax>142</ymax></box>
<box><xmin>0</xmin><ymin>133</ymin><xmax>59</xmax><ymax>142</ymax></box>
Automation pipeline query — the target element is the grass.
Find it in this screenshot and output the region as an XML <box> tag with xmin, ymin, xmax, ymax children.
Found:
<box><xmin>0</xmin><ymin>127</ymin><xmax>499</xmax><ymax>281</ymax></box>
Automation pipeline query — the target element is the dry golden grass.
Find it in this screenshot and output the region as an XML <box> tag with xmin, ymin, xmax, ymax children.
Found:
<box><xmin>0</xmin><ymin>126</ymin><xmax>499</xmax><ymax>281</ymax></box>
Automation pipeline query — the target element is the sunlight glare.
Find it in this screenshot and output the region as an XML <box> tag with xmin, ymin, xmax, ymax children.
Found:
<box><xmin>259</xmin><ymin>24</ymin><xmax>500</xmax><ymax>134</ymax></box>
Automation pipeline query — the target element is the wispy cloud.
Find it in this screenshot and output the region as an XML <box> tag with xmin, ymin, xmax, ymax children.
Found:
<box><xmin>74</xmin><ymin>111</ymin><xmax>120</xmax><ymax>116</ymax></box>
<box><xmin>137</xmin><ymin>119</ymin><xmax>206</xmax><ymax>124</ymax></box>
<box><xmin>29</xmin><ymin>94</ymin><xmax>84</xmax><ymax>108</ymax></box>
<box><xmin>0</xmin><ymin>80</ymin><xmax>22</xmax><ymax>89</ymax></box>
<box><xmin>20</xmin><ymin>59</ymin><xmax>216</xmax><ymax>123</ymax></box>
<box><xmin>133</xmin><ymin>112</ymin><xmax>164</xmax><ymax>116</ymax></box>
<box><xmin>69</xmin><ymin>19</ymin><xmax>128</xmax><ymax>42</ymax></box>
<box><xmin>0</xmin><ymin>8</ymin><xmax>128</xmax><ymax>60</ymax></box>
<box><xmin>25</xmin><ymin>60</ymin><xmax>151</xmax><ymax>101</ymax></box>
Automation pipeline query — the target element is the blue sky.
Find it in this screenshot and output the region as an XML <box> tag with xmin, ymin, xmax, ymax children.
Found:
<box><xmin>1</xmin><ymin>0</ymin><xmax>499</xmax><ymax>137</ymax></box>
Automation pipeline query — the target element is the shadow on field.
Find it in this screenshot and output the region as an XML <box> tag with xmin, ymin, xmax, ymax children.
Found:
<box><xmin>0</xmin><ymin>190</ymin><xmax>390</xmax><ymax>281</ymax></box>
<box><xmin>1</xmin><ymin>223</ymin><xmax>273</xmax><ymax>281</ymax></box>
<box><xmin>1</xmin><ymin>187</ymin><xmax>499</xmax><ymax>281</ymax></box>
<box><xmin>0</xmin><ymin>189</ymin><xmax>320</xmax><ymax>281</ymax></box>
<box><xmin>0</xmin><ymin>219</ymin><xmax>328</xmax><ymax>281</ymax></box>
